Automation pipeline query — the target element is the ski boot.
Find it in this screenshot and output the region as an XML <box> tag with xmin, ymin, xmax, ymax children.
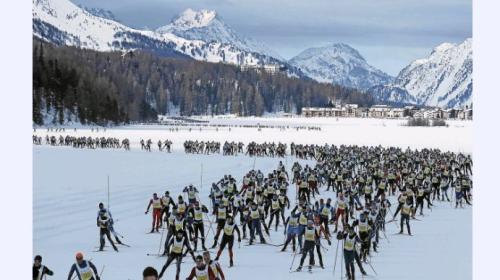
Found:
<box><xmin>115</xmin><ymin>237</ymin><xmax>123</xmax><ymax>245</ymax></box>
<box><xmin>308</xmin><ymin>265</ymin><xmax>312</xmax><ymax>272</ymax></box>
<box><xmin>230</xmin><ymin>259</ymin><xmax>234</xmax><ymax>267</ymax></box>
<box><xmin>296</xmin><ymin>266</ymin><xmax>302</xmax><ymax>272</ymax></box>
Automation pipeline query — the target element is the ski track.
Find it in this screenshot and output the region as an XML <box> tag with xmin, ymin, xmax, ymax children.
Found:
<box><xmin>33</xmin><ymin>118</ymin><xmax>471</xmax><ymax>280</ymax></box>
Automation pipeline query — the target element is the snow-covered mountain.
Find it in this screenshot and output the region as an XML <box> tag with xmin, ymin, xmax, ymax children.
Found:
<box><xmin>369</xmin><ymin>39</ymin><xmax>472</xmax><ymax>108</ymax></box>
<box><xmin>289</xmin><ymin>43</ymin><xmax>394</xmax><ymax>90</ymax></box>
<box><xmin>157</xmin><ymin>8</ymin><xmax>281</xmax><ymax>60</ymax></box>
<box><xmin>33</xmin><ymin>0</ymin><xmax>292</xmax><ymax>70</ymax></box>
<box><xmin>78</xmin><ymin>5</ymin><xmax>119</xmax><ymax>22</ymax></box>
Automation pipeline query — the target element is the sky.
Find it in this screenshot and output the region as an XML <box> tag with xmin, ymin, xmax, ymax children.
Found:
<box><xmin>72</xmin><ymin>0</ymin><xmax>471</xmax><ymax>76</ymax></box>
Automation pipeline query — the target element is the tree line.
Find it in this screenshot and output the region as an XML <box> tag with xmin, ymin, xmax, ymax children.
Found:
<box><xmin>33</xmin><ymin>38</ymin><xmax>374</xmax><ymax>125</ymax></box>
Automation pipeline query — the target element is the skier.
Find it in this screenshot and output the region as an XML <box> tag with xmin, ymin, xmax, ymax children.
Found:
<box><xmin>184</xmin><ymin>184</ymin><xmax>200</xmax><ymax>205</ymax></box>
<box><xmin>203</xmin><ymin>251</ymin><xmax>225</xmax><ymax>280</ymax></box>
<box><xmin>246</xmin><ymin>202</ymin><xmax>266</xmax><ymax>245</ymax></box>
<box><xmin>313</xmin><ymin>215</ymin><xmax>331</xmax><ymax>268</ymax></box>
<box><xmin>296</xmin><ymin>220</ymin><xmax>319</xmax><ymax>272</ymax></box>
<box><xmin>318</xmin><ymin>198</ymin><xmax>334</xmax><ymax>235</ymax></box>
<box><xmin>145</xmin><ymin>193</ymin><xmax>163</xmax><ymax>233</ymax></box>
<box><xmin>214</xmin><ymin>216</ymin><xmax>241</xmax><ymax>267</ymax></box>
<box><xmin>189</xmin><ymin>201</ymin><xmax>209</xmax><ymax>251</ymax></box>
<box><xmin>281</xmin><ymin>212</ymin><xmax>300</xmax><ymax>252</ymax></box>
<box><xmin>159</xmin><ymin>231</ymin><xmax>195</xmax><ymax>280</ymax></box>
<box><xmin>97</xmin><ymin>202</ymin><xmax>122</xmax><ymax>244</ymax></box>
<box><xmin>392</xmin><ymin>191</ymin><xmax>407</xmax><ymax>219</ymax></box>
<box><xmin>97</xmin><ymin>211</ymin><xmax>118</xmax><ymax>252</ymax></box>
<box><xmin>211</xmin><ymin>202</ymin><xmax>228</xmax><ymax>248</ymax></box>
<box><xmin>185</xmin><ymin>255</ymin><xmax>210</xmax><ymax>280</ymax></box>
<box><xmin>161</xmin><ymin>191</ymin><xmax>176</xmax><ymax>224</ymax></box>
<box><xmin>33</xmin><ymin>255</ymin><xmax>54</xmax><ymax>280</ymax></box>
<box><xmin>399</xmin><ymin>198</ymin><xmax>412</xmax><ymax>235</ymax></box>
<box><xmin>143</xmin><ymin>267</ymin><xmax>158</xmax><ymax>280</ymax></box>
<box><xmin>67</xmin><ymin>252</ymin><xmax>101</xmax><ymax>280</ymax></box>
<box><xmin>267</xmin><ymin>194</ymin><xmax>284</xmax><ymax>231</ymax></box>
<box><xmin>337</xmin><ymin>225</ymin><xmax>361</xmax><ymax>280</ymax></box>
<box><xmin>353</xmin><ymin>211</ymin><xmax>372</xmax><ymax>261</ymax></box>
<box><xmin>334</xmin><ymin>192</ymin><xmax>349</xmax><ymax>232</ymax></box>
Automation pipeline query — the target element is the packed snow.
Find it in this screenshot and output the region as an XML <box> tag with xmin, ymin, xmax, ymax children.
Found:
<box><xmin>33</xmin><ymin>117</ymin><xmax>471</xmax><ymax>280</ymax></box>
<box><xmin>35</xmin><ymin>117</ymin><xmax>472</xmax><ymax>153</ymax></box>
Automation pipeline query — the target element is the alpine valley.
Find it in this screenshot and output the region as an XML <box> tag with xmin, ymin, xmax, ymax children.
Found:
<box><xmin>32</xmin><ymin>0</ymin><xmax>472</xmax><ymax>125</ymax></box>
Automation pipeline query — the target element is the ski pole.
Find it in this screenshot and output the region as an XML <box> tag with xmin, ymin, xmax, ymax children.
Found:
<box><xmin>289</xmin><ymin>248</ymin><xmax>299</xmax><ymax>271</ymax></box>
<box><xmin>157</xmin><ymin>222</ymin><xmax>166</xmax><ymax>255</ymax></box>
<box><xmin>99</xmin><ymin>265</ymin><xmax>106</xmax><ymax>278</ymax></box>
<box><xmin>366</xmin><ymin>259</ymin><xmax>377</xmax><ymax>275</ymax></box>
<box><xmin>340</xmin><ymin>240</ymin><xmax>344</xmax><ymax>279</ymax></box>
<box><xmin>332</xmin><ymin>240</ymin><xmax>339</xmax><ymax>277</ymax></box>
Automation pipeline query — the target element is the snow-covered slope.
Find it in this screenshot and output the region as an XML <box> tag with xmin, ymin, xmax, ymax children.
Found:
<box><xmin>32</xmin><ymin>0</ymin><xmax>185</xmax><ymax>57</ymax></box>
<box><xmin>157</xmin><ymin>8</ymin><xmax>282</xmax><ymax>60</ymax></box>
<box><xmin>289</xmin><ymin>43</ymin><xmax>394</xmax><ymax>90</ymax></box>
<box><xmin>369</xmin><ymin>39</ymin><xmax>472</xmax><ymax>108</ymax></box>
<box><xmin>33</xmin><ymin>0</ymin><xmax>293</xmax><ymax>70</ymax></box>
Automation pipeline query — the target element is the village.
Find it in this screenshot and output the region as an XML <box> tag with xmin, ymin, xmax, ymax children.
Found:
<box><xmin>302</xmin><ymin>101</ymin><xmax>473</xmax><ymax>120</ymax></box>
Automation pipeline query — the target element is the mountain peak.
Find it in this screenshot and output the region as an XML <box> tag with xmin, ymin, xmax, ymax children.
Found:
<box><xmin>431</xmin><ymin>42</ymin><xmax>455</xmax><ymax>54</ymax></box>
<box><xmin>289</xmin><ymin>43</ymin><xmax>393</xmax><ymax>90</ymax></box>
<box><xmin>171</xmin><ymin>8</ymin><xmax>218</xmax><ymax>30</ymax></box>
<box><xmin>294</xmin><ymin>43</ymin><xmax>365</xmax><ymax>63</ymax></box>
<box><xmin>372</xmin><ymin>38</ymin><xmax>472</xmax><ymax>108</ymax></box>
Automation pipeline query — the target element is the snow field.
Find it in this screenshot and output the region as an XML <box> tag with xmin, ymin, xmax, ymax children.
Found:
<box><xmin>34</xmin><ymin>117</ymin><xmax>472</xmax><ymax>154</ymax></box>
<box><xmin>33</xmin><ymin>117</ymin><xmax>471</xmax><ymax>279</ymax></box>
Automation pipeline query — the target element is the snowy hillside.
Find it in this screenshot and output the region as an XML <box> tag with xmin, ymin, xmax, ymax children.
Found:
<box><xmin>289</xmin><ymin>43</ymin><xmax>394</xmax><ymax>90</ymax></box>
<box><xmin>157</xmin><ymin>8</ymin><xmax>282</xmax><ymax>60</ymax></box>
<box><xmin>369</xmin><ymin>39</ymin><xmax>472</xmax><ymax>108</ymax></box>
<box><xmin>33</xmin><ymin>0</ymin><xmax>293</xmax><ymax>70</ymax></box>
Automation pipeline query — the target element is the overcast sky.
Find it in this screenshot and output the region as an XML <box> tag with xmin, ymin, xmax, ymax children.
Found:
<box><xmin>72</xmin><ymin>0</ymin><xmax>471</xmax><ymax>76</ymax></box>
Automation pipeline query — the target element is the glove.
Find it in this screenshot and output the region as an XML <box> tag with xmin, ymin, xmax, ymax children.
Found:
<box><xmin>327</xmin><ymin>239</ymin><xmax>332</xmax><ymax>246</ymax></box>
<box><xmin>145</xmin><ymin>211</ymin><xmax>148</xmax><ymax>215</ymax></box>
<box><xmin>336</xmin><ymin>232</ymin><xmax>343</xmax><ymax>240</ymax></box>
<box><xmin>238</xmin><ymin>237</ymin><xmax>241</xmax><ymax>243</ymax></box>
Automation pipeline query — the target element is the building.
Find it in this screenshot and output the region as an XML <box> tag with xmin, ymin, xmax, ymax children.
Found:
<box><xmin>368</xmin><ymin>105</ymin><xmax>391</xmax><ymax>118</ymax></box>
<box><xmin>457</xmin><ymin>108</ymin><xmax>473</xmax><ymax>120</ymax></box>
<box><xmin>388</xmin><ymin>108</ymin><xmax>405</xmax><ymax>118</ymax></box>
<box><xmin>302</xmin><ymin>107</ymin><xmax>343</xmax><ymax>117</ymax></box>
<box><xmin>301</xmin><ymin>104</ymin><xmax>472</xmax><ymax>120</ymax></box>
<box><xmin>240</xmin><ymin>64</ymin><xmax>281</xmax><ymax>74</ymax></box>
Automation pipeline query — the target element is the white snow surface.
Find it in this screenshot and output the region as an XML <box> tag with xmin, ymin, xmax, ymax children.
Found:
<box><xmin>33</xmin><ymin>117</ymin><xmax>471</xmax><ymax>280</ymax></box>
<box><xmin>35</xmin><ymin>117</ymin><xmax>472</xmax><ymax>153</ymax></box>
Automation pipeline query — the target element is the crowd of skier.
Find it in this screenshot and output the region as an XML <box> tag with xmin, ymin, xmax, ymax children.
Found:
<box><xmin>33</xmin><ymin>134</ymin><xmax>130</xmax><ymax>150</ymax></box>
<box><xmin>183</xmin><ymin>141</ymin><xmax>222</xmax><ymax>154</ymax></box>
<box><xmin>34</xmin><ymin>142</ymin><xmax>472</xmax><ymax>280</ymax></box>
